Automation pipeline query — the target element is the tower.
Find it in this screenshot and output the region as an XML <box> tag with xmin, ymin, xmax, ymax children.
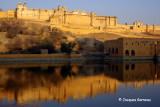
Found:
<box><xmin>17</xmin><ymin>2</ymin><xmax>27</xmax><ymax>10</ymax></box>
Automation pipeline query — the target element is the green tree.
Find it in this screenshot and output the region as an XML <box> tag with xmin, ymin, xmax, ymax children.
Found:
<box><xmin>60</xmin><ymin>42</ymin><xmax>76</xmax><ymax>56</ymax></box>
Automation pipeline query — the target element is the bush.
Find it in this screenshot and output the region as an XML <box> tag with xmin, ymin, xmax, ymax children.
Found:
<box><xmin>60</xmin><ymin>42</ymin><xmax>76</xmax><ymax>55</ymax></box>
<box><xmin>21</xmin><ymin>44</ymin><xmax>56</xmax><ymax>54</ymax></box>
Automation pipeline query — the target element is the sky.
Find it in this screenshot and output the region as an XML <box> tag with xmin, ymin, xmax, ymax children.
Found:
<box><xmin>0</xmin><ymin>0</ymin><xmax>160</xmax><ymax>25</ymax></box>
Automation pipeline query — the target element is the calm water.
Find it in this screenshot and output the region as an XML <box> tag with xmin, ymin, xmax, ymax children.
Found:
<box><xmin>0</xmin><ymin>61</ymin><xmax>160</xmax><ymax>107</ymax></box>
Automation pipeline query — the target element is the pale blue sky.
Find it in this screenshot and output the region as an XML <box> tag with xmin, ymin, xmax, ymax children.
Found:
<box><xmin>0</xmin><ymin>0</ymin><xmax>160</xmax><ymax>25</ymax></box>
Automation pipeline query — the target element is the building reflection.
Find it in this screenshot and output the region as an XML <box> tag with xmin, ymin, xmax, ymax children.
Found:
<box><xmin>0</xmin><ymin>62</ymin><xmax>160</xmax><ymax>104</ymax></box>
<box><xmin>104</xmin><ymin>62</ymin><xmax>160</xmax><ymax>88</ymax></box>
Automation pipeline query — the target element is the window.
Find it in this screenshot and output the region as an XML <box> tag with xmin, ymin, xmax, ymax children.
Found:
<box><xmin>112</xmin><ymin>65</ymin><xmax>114</xmax><ymax>71</ymax></box>
<box><xmin>112</xmin><ymin>48</ymin><xmax>114</xmax><ymax>54</ymax></box>
<box><xmin>115</xmin><ymin>48</ymin><xmax>118</xmax><ymax>54</ymax></box>
<box><xmin>108</xmin><ymin>48</ymin><xmax>111</xmax><ymax>53</ymax></box>
<box><xmin>131</xmin><ymin>50</ymin><xmax>135</xmax><ymax>56</ymax></box>
<box><xmin>131</xmin><ymin>64</ymin><xmax>135</xmax><ymax>70</ymax></box>
<box><xmin>125</xmin><ymin>64</ymin><xmax>130</xmax><ymax>70</ymax></box>
<box><xmin>115</xmin><ymin>65</ymin><xmax>118</xmax><ymax>72</ymax></box>
<box><xmin>125</xmin><ymin>50</ymin><xmax>129</xmax><ymax>56</ymax></box>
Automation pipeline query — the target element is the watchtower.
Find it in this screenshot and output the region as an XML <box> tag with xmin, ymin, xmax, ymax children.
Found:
<box><xmin>17</xmin><ymin>2</ymin><xmax>27</xmax><ymax>10</ymax></box>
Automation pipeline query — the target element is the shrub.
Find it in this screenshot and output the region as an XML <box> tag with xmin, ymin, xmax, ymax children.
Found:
<box><xmin>60</xmin><ymin>42</ymin><xmax>76</xmax><ymax>55</ymax></box>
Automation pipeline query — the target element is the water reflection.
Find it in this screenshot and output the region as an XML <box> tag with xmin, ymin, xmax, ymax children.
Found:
<box><xmin>0</xmin><ymin>62</ymin><xmax>160</xmax><ymax>106</ymax></box>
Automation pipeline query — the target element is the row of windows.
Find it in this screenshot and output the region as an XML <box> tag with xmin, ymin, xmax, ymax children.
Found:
<box><xmin>107</xmin><ymin>64</ymin><xmax>136</xmax><ymax>72</ymax></box>
<box><xmin>108</xmin><ymin>48</ymin><xmax>118</xmax><ymax>54</ymax></box>
<box><xmin>107</xmin><ymin>48</ymin><xmax>135</xmax><ymax>56</ymax></box>
<box><xmin>125</xmin><ymin>50</ymin><xmax>135</xmax><ymax>56</ymax></box>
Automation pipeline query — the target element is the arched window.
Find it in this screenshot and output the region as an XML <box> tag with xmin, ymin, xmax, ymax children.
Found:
<box><xmin>131</xmin><ymin>50</ymin><xmax>135</xmax><ymax>56</ymax></box>
<box><xmin>125</xmin><ymin>50</ymin><xmax>129</xmax><ymax>56</ymax></box>
<box><xmin>112</xmin><ymin>65</ymin><xmax>114</xmax><ymax>71</ymax></box>
<box><xmin>112</xmin><ymin>48</ymin><xmax>114</xmax><ymax>54</ymax></box>
<box><xmin>108</xmin><ymin>48</ymin><xmax>111</xmax><ymax>53</ymax></box>
<box><xmin>115</xmin><ymin>48</ymin><xmax>118</xmax><ymax>54</ymax></box>
<box><xmin>115</xmin><ymin>65</ymin><xmax>118</xmax><ymax>72</ymax></box>
<box><xmin>125</xmin><ymin>64</ymin><xmax>130</xmax><ymax>70</ymax></box>
<box><xmin>131</xmin><ymin>64</ymin><xmax>135</xmax><ymax>70</ymax></box>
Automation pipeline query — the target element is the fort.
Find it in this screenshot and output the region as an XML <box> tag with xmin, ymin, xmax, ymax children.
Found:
<box><xmin>0</xmin><ymin>2</ymin><xmax>117</xmax><ymax>29</ymax></box>
<box><xmin>0</xmin><ymin>2</ymin><xmax>160</xmax><ymax>34</ymax></box>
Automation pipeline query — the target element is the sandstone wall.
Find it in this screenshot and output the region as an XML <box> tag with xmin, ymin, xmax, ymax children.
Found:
<box><xmin>0</xmin><ymin>10</ymin><xmax>15</xmax><ymax>18</ymax></box>
<box><xmin>16</xmin><ymin>8</ymin><xmax>54</xmax><ymax>20</ymax></box>
<box><xmin>0</xmin><ymin>11</ymin><xmax>7</xmax><ymax>18</ymax></box>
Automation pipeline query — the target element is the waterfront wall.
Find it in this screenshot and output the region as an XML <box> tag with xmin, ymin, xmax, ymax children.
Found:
<box><xmin>104</xmin><ymin>56</ymin><xmax>154</xmax><ymax>61</ymax></box>
<box><xmin>0</xmin><ymin>54</ymin><xmax>85</xmax><ymax>62</ymax></box>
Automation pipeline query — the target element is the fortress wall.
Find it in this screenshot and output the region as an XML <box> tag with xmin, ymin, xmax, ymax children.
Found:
<box><xmin>65</xmin><ymin>14</ymin><xmax>91</xmax><ymax>26</ymax></box>
<box><xmin>64</xmin><ymin>14</ymin><xmax>117</xmax><ymax>28</ymax></box>
<box><xmin>17</xmin><ymin>9</ymin><xmax>39</xmax><ymax>20</ymax></box>
<box><xmin>94</xmin><ymin>16</ymin><xmax>106</xmax><ymax>27</ymax></box>
<box><xmin>109</xmin><ymin>17</ymin><xmax>117</xmax><ymax>26</ymax></box>
<box><xmin>17</xmin><ymin>8</ymin><xmax>54</xmax><ymax>20</ymax></box>
<box><xmin>7</xmin><ymin>10</ymin><xmax>15</xmax><ymax>18</ymax></box>
<box><xmin>39</xmin><ymin>10</ymin><xmax>54</xmax><ymax>20</ymax></box>
<box><xmin>0</xmin><ymin>11</ymin><xmax>7</xmax><ymax>18</ymax></box>
<box><xmin>0</xmin><ymin>10</ymin><xmax>15</xmax><ymax>18</ymax></box>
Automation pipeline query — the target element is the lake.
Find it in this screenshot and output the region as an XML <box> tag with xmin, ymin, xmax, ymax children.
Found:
<box><xmin>0</xmin><ymin>61</ymin><xmax>160</xmax><ymax>107</ymax></box>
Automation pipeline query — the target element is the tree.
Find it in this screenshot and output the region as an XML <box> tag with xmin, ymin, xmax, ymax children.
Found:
<box><xmin>40</xmin><ymin>44</ymin><xmax>56</xmax><ymax>54</ymax></box>
<box><xmin>0</xmin><ymin>8</ymin><xmax>3</xmax><ymax>11</ymax></box>
<box><xmin>60</xmin><ymin>42</ymin><xmax>76</xmax><ymax>56</ymax></box>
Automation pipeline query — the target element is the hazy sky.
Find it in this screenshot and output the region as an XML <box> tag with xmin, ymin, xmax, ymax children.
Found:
<box><xmin>0</xmin><ymin>0</ymin><xmax>160</xmax><ymax>25</ymax></box>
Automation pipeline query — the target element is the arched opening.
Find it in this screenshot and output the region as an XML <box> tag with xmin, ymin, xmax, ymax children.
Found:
<box><xmin>131</xmin><ymin>64</ymin><xmax>135</xmax><ymax>70</ymax></box>
<box><xmin>115</xmin><ymin>48</ymin><xmax>118</xmax><ymax>54</ymax></box>
<box><xmin>108</xmin><ymin>48</ymin><xmax>111</xmax><ymax>53</ymax></box>
<box><xmin>115</xmin><ymin>65</ymin><xmax>118</xmax><ymax>72</ymax></box>
<box><xmin>125</xmin><ymin>64</ymin><xmax>130</xmax><ymax>70</ymax></box>
<box><xmin>112</xmin><ymin>48</ymin><xmax>114</xmax><ymax>54</ymax></box>
<box><xmin>125</xmin><ymin>50</ymin><xmax>129</xmax><ymax>56</ymax></box>
<box><xmin>112</xmin><ymin>65</ymin><xmax>114</xmax><ymax>71</ymax></box>
<box><xmin>131</xmin><ymin>50</ymin><xmax>135</xmax><ymax>56</ymax></box>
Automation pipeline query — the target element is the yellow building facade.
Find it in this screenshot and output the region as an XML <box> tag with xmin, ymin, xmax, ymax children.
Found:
<box><xmin>104</xmin><ymin>38</ymin><xmax>160</xmax><ymax>60</ymax></box>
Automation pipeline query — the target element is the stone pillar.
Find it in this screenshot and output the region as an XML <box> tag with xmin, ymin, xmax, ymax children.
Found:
<box><xmin>153</xmin><ymin>24</ymin><xmax>156</xmax><ymax>34</ymax></box>
<box><xmin>146</xmin><ymin>24</ymin><xmax>150</xmax><ymax>33</ymax></box>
